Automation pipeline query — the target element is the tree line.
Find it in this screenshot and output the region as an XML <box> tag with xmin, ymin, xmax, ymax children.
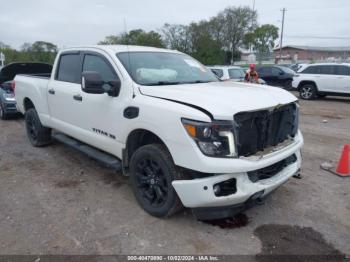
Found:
<box><xmin>0</xmin><ymin>5</ymin><xmax>279</xmax><ymax>66</ymax></box>
<box><xmin>0</xmin><ymin>41</ymin><xmax>58</xmax><ymax>65</ymax></box>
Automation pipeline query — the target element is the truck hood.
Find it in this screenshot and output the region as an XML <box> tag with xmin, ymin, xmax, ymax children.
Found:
<box><xmin>139</xmin><ymin>81</ymin><xmax>297</xmax><ymax>120</ymax></box>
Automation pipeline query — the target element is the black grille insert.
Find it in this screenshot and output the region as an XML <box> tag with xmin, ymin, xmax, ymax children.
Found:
<box><xmin>248</xmin><ymin>154</ymin><xmax>297</xmax><ymax>183</ymax></box>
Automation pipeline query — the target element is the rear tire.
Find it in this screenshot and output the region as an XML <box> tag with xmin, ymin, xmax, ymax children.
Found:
<box><xmin>299</xmin><ymin>84</ymin><xmax>317</xmax><ymax>100</ymax></box>
<box><xmin>0</xmin><ymin>104</ymin><xmax>9</xmax><ymax>120</ymax></box>
<box><xmin>129</xmin><ymin>144</ymin><xmax>184</xmax><ymax>218</ymax></box>
<box><xmin>284</xmin><ymin>79</ymin><xmax>293</xmax><ymax>90</ymax></box>
<box><xmin>25</xmin><ymin>108</ymin><xmax>52</xmax><ymax>147</ymax></box>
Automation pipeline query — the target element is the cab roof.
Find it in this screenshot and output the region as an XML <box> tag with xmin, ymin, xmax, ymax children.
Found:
<box><xmin>61</xmin><ymin>45</ymin><xmax>182</xmax><ymax>54</ymax></box>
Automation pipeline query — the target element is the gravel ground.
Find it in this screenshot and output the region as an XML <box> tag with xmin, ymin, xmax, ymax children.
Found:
<box><xmin>0</xmin><ymin>93</ymin><xmax>349</xmax><ymax>259</ymax></box>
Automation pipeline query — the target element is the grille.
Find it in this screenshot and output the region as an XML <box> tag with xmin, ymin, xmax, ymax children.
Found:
<box><xmin>234</xmin><ymin>103</ymin><xmax>298</xmax><ymax>157</ymax></box>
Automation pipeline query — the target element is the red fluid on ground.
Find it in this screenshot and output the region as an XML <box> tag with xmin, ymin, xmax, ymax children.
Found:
<box><xmin>201</xmin><ymin>213</ymin><xmax>249</xmax><ymax>229</ymax></box>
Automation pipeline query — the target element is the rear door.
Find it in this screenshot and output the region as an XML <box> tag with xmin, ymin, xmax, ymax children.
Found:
<box><xmin>317</xmin><ymin>65</ymin><xmax>338</xmax><ymax>92</ymax></box>
<box><xmin>47</xmin><ymin>52</ymin><xmax>84</xmax><ymax>132</ymax></box>
<box><xmin>334</xmin><ymin>65</ymin><xmax>350</xmax><ymax>94</ymax></box>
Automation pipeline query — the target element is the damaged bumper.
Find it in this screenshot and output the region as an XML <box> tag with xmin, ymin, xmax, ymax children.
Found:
<box><xmin>172</xmin><ymin>148</ymin><xmax>302</xmax><ymax>219</ymax></box>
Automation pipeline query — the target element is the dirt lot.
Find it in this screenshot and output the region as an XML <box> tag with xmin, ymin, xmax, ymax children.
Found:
<box><xmin>0</xmin><ymin>93</ymin><xmax>349</xmax><ymax>259</ymax></box>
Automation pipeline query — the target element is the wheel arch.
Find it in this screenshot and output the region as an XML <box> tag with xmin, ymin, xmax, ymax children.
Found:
<box><xmin>298</xmin><ymin>80</ymin><xmax>318</xmax><ymax>91</ymax></box>
<box><xmin>123</xmin><ymin>128</ymin><xmax>173</xmax><ymax>170</ymax></box>
<box><xmin>23</xmin><ymin>97</ymin><xmax>35</xmax><ymax>112</ymax></box>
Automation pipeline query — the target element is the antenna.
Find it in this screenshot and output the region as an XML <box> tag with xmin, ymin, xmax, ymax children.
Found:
<box><xmin>124</xmin><ymin>18</ymin><xmax>136</xmax><ymax>98</ymax></box>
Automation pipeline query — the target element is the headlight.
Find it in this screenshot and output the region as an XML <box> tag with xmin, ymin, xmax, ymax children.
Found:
<box><xmin>3</xmin><ymin>93</ymin><xmax>15</xmax><ymax>101</ymax></box>
<box><xmin>182</xmin><ymin>118</ymin><xmax>237</xmax><ymax>158</ymax></box>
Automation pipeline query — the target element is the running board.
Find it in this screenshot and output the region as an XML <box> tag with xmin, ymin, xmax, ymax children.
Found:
<box><xmin>52</xmin><ymin>132</ymin><xmax>122</xmax><ymax>171</ymax></box>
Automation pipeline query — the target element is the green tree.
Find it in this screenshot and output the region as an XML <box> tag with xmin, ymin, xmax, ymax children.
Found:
<box><xmin>188</xmin><ymin>21</ymin><xmax>225</xmax><ymax>65</ymax></box>
<box><xmin>220</xmin><ymin>6</ymin><xmax>257</xmax><ymax>63</ymax></box>
<box><xmin>99</xmin><ymin>29</ymin><xmax>165</xmax><ymax>48</ymax></box>
<box><xmin>0</xmin><ymin>41</ymin><xmax>57</xmax><ymax>65</ymax></box>
<box><xmin>161</xmin><ymin>24</ymin><xmax>192</xmax><ymax>53</ymax></box>
<box><xmin>244</xmin><ymin>24</ymin><xmax>279</xmax><ymax>62</ymax></box>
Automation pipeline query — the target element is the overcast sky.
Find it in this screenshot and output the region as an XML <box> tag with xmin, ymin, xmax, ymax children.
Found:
<box><xmin>1</xmin><ymin>0</ymin><xmax>350</xmax><ymax>49</ymax></box>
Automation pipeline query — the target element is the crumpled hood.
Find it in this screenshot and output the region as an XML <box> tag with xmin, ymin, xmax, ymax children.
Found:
<box><xmin>139</xmin><ymin>81</ymin><xmax>298</xmax><ymax>120</ymax></box>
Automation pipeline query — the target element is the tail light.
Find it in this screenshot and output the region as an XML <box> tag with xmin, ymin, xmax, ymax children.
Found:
<box><xmin>11</xmin><ymin>81</ymin><xmax>16</xmax><ymax>91</ymax></box>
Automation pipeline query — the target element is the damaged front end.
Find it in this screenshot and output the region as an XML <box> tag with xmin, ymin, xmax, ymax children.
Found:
<box><xmin>234</xmin><ymin>103</ymin><xmax>299</xmax><ymax>158</ymax></box>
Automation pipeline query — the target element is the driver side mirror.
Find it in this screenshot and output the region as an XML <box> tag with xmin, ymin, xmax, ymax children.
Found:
<box><xmin>82</xmin><ymin>71</ymin><xmax>121</xmax><ymax>97</ymax></box>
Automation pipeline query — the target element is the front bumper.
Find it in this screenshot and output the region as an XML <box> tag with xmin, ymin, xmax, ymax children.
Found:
<box><xmin>172</xmin><ymin>150</ymin><xmax>301</xmax><ymax>216</ymax></box>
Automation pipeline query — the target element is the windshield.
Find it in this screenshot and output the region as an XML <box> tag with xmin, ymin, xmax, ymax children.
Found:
<box><xmin>117</xmin><ymin>52</ymin><xmax>218</xmax><ymax>86</ymax></box>
<box><xmin>228</xmin><ymin>68</ymin><xmax>245</xmax><ymax>79</ymax></box>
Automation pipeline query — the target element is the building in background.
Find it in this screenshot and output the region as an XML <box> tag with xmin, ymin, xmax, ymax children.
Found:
<box><xmin>273</xmin><ymin>45</ymin><xmax>350</xmax><ymax>63</ymax></box>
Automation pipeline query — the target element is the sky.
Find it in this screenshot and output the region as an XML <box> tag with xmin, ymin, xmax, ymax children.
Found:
<box><xmin>0</xmin><ymin>0</ymin><xmax>350</xmax><ymax>49</ymax></box>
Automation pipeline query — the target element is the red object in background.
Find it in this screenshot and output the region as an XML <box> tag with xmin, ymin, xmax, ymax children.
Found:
<box><xmin>336</xmin><ymin>144</ymin><xmax>350</xmax><ymax>177</ymax></box>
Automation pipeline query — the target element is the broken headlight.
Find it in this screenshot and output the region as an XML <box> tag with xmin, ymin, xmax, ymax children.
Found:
<box><xmin>182</xmin><ymin>118</ymin><xmax>237</xmax><ymax>158</ymax></box>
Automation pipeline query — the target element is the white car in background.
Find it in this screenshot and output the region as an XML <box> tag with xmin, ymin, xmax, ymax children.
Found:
<box><xmin>292</xmin><ymin>63</ymin><xmax>350</xmax><ymax>99</ymax></box>
<box><xmin>208</xmin><ymin>65</ymin><xmax>266</xmax><ymax>84</ymax></box>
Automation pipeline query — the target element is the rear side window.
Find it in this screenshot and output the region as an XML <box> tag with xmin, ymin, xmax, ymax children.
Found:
<box><xmin>319</xmin><ymin>65</ymin><xmax>335</xmax><ymax>75</ymax></box>
<box><xmin>56</xmin><ymin>54</ymin><xmax>82</xmax><ymax>83</ymax></box>
<box><xmin>210</xmin><ymin>69</ymin><xmax>223</xmax><ymax>78</ymax></box>
<box><xmin>83</xmin><ymin>54</ymin><xmax>119</xmax><ymax>82</ymax></box>
<box><xmin>302</xmin><ymin>66</ymin><xmax>320</xmax><ymax>74</ymax></box>
<box><xmin>335</xmin><ymin>65</ymin><xmax>350</xmax><ymax>76</ymax></box>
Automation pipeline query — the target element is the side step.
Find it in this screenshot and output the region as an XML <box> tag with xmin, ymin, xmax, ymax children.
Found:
<box><xmin>52</xmin><ymin>132</ymin><xmax>122</xmax><ymax>171</ymax></box>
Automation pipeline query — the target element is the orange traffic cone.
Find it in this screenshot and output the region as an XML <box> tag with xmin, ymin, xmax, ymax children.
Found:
<box><xmin>336</xmin><ymin>144</ymin><xmax>350</xmax><ymax>177</ymax></box>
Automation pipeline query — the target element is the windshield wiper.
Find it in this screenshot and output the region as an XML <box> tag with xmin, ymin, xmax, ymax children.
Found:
<box><xmin>143</xmin><ymin>81</ymin><xmax>181</xmax><ymax>86</ymax></box>
<box><xmin>184</xmin><ymin>80</ymin><xmax>214</xmax><ymax>84</ymax></box>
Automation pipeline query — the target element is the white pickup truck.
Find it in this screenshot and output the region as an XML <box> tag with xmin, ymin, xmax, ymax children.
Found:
<box><xmin>15</xmin><ymin>45</ymin><xmax>303</xmax><ymax>220</ymax></box>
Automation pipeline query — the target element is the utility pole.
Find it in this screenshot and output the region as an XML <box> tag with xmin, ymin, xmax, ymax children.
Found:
<box><xmin>279</xmin><ymin>8</ymin><xmax>286</xmax><ymax>63</ymax></box>
<box><xmin>0</xmin><ymin>52</ymin><xmax>5</xmax><ymax>67</ymax></box>
<box><xmin>249</xmin><ymin>0</ymin><xmax>256</xmax><ymax>53</ymax></box>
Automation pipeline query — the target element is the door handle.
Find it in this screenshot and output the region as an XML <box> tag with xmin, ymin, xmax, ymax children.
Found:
<box><xmin>73</xmin><ymin>94</ymin><xmax>83</xmax><ymax>101</ymax></box>
<box><xmin>48</xmin><ymin>89</ymin><xmax>55</xmax><ymax>95</ymax></box>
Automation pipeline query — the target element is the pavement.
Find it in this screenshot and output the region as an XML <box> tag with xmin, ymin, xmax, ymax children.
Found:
<box><xmin>0</xmin><ymin>93</ymin><xmax>349</xmax><ymax>259</ymax></box>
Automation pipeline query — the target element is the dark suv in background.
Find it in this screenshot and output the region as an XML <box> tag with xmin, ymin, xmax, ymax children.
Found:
<box><xmin>257</xmin><ymin>65</ymin><xmax>295</xmax><ymax>89</ymax></box>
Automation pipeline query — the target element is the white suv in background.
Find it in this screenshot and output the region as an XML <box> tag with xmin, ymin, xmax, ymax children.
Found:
<box><xmin>292</xmin><ymin>63</ymin><xmax>350</xmax><ymax>99</ymax></box>
<box><xmin>208</xmin><ymin>66</ymin><xmax>266</xmax><ymax>84</ymax></box>
<box><xmin>208</xmin><ymin>66</ymin><xmax>246</xmax><ymax>81</ymax></box>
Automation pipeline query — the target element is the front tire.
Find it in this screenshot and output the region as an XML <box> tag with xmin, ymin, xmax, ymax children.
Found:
<box><xmin>299</xmin><ymin>84</ymin><xmax>317</xmax><ymax>100</ymax></box>
<box><xmin>25</xmin><ymin>108</ymin><xmax>52</xmax><ymax>147</ymax></box>
<box><xmin>129</xmin><ymin>144</ymin><xmax>183</xmax><ymax>218</ymax></box>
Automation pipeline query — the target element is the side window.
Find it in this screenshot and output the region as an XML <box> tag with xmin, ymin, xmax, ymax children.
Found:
<box><xmin>302</xmin><ymin>66</ymin><xmax>320</xmax><ymax>74</ymax></box>
<box><xmin>83</xmin><ymin>54</ymin><xmax>118</xmax><ymax>82</ymax></box>
<box><xmin>319</xmin><ymin>65</ymin><xmax>334</xmax><ymax>75</ymax></box>
<box><xmin>335</xmin><ymin>66</ymin><xmax>350</xmax><ymax>76</ymax></box>
<box><xmin>210</xmin><ymin>69</ymin><xmax>224</xmax><ymax>78</ymax></box>
<box><xmin>271</xmin><ymin>67</ymin><xmax>281</xmax><ymax>75</ymax></box>
<box><xmin>56</xmin><ymin>54</ymin><xmax>82</xmax><ymax>83</ymax></box>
